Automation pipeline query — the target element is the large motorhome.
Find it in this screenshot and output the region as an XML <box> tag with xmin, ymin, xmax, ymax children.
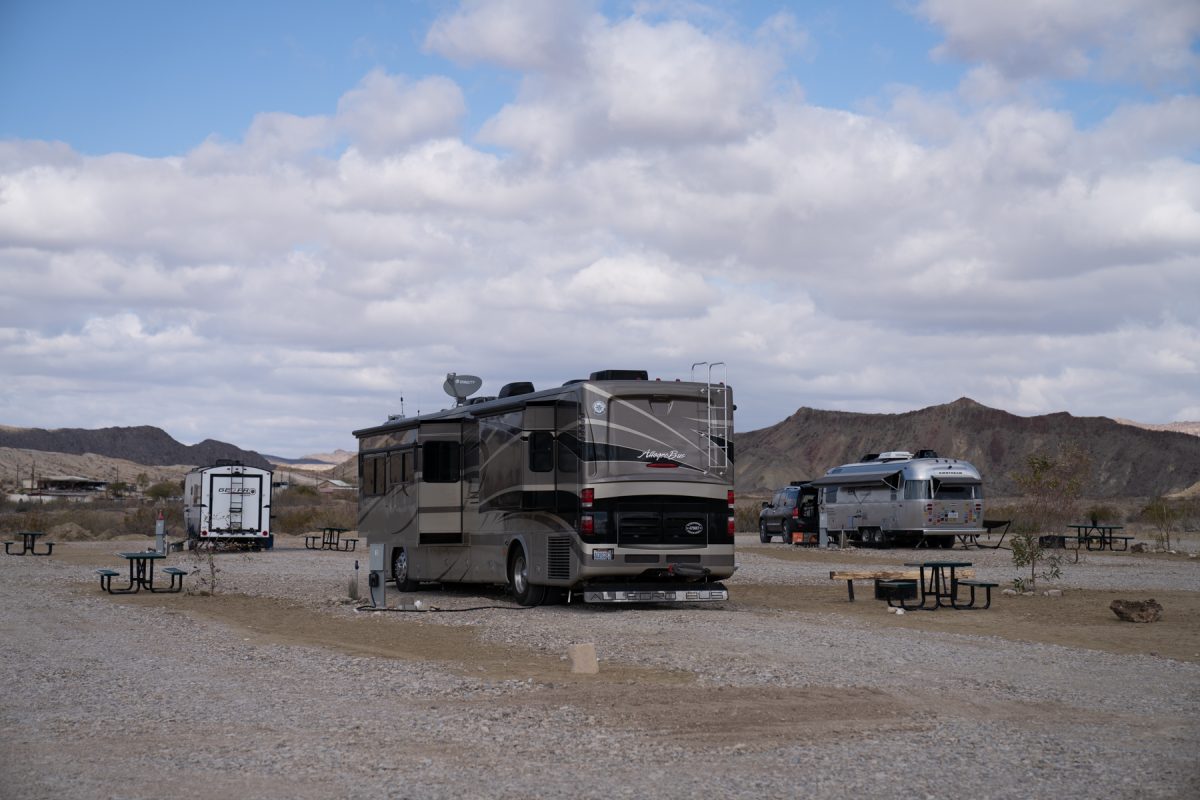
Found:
<box><xmin>353</xmin><ymin>368</ymin><xmax>735</xmax><ymax>605</ymax></box>
<box><xmin>184</xmin><ymin>461</ymin><xmax>274</xmax><ymax>550</ymax></box>
<box><xmin>811</xmin><ymin>450</ymin><xmax>984</xmax><ymax>548</ymax></box>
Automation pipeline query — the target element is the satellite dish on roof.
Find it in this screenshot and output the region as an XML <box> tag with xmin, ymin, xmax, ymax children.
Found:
<box><xmin>443</xmin><ymin>373</ymin><xmax>482</xmax><ymax>406</ymax></box>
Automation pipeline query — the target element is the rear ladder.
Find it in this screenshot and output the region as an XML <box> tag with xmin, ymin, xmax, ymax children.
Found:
<box><xmin>691</xmin><ymin>361</ymin><xmax>730</xmax><ymax>470</ymax></box>
<box><xmin>227</xmin><ymin>470</ymin><xmax>244</xmax><ymax>530</ymax></box>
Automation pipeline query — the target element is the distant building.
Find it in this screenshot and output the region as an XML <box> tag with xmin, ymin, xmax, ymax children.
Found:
<box><xmin>317</xmin><ymin>478</ymin><xmax>355</xmax><ymax>494</ymax></box>
<box><xmin>14</xmin><ymin>474</ymin><xmax>107</xmax><ymax>503</ymax></box>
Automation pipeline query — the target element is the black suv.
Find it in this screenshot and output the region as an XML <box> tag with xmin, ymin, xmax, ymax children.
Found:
<box><xmin>758</xmin><ymin>482</ymin><xmax>818</xmax><ymax>543</ymax></box>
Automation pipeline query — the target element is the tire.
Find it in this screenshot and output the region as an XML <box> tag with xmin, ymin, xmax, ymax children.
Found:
<box><xmin>779</xmin><ymin>520</ymin><xmax>792</xmax><ymax>543</ymax></box>
<box><xmin>392</xmin><ymin>547</ymin><xmax>418</xmax><ymax>592</ymax></box>
<box><xmin>508</xmin><ymin>546</ymin><xmax>546</xmax><ymax>606</ymax></box>
<box><xmin>759</xmin><ymin>520</ymin><xmax>771</xmax><ymax>543</ymax></box>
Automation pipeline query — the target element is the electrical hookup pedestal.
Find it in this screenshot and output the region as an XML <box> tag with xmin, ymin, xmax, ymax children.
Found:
<box><xmin>368</xmin><ymin>542</ymin><xmax>386</xmax><ymax>608</ymax></box>
<box><xmin>155</xmin><ymin>511</ymin><xmax>167</xmax><ymax>554</ymax></box>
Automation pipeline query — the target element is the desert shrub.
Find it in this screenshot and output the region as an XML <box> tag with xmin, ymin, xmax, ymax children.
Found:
<box><xmin>144</xmin><ymin>481</ymin><xmax>180</xmax><ymax>501</ymax></box>
<box><xmin>274</xmin><ymin>507</ymin><xmax>319</xmax><ymax>534</ymax></box>
<box><xmin>125</xmin><ymin>505</ymin><xmax>185</xmax><ymax>536</ymax></box>
<box><xmin>273</xmin><ymin>486</ymin><xmax>320</xmax><ymax>508</ymax></box>
<box><xmin>1085</xmin><ymin>504</ymin><xmax>1121</xmax><ymax>525</ymax></box>
<box><xmin>1139</xmin><ymin>496</ymin><xmax>1181</xmax><ymax>549</ymax></box>
<box><xmin>312</xmin><ymin>501</ymin><xmax>357</xmax><ymax>531</ymax></box>
<box><xmin>736</xmin><ymin>500</ymin><xmax>764</xmax><ymax>533</ymax></box>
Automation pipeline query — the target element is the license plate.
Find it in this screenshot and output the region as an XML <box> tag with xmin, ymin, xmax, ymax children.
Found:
<box><xmin>592</xmin><ymin>549</ymin><xmax>614</xmax><ymax>560</ymax></box>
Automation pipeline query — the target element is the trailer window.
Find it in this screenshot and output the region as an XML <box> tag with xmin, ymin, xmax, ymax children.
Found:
<box><xmin>529</xmin><ymin>431</ymin><xmax>554</xmax><ymax>473</ymax></box>
<box><xmin>422</xmin><ymin>441</ymin><xmax>461</xmax><ymax>483</ymax></box>
<box><xmin>933</xmin><ymin>483</ymin><xmax>982</xmax><ymax>500</ymax></box>
<box><xmin>903</xmin><ymin>480</ymin><xmax>930</xmax><ymax>500</ymax></box>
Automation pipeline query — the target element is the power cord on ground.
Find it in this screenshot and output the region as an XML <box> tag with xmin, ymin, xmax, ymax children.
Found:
<box><xmin>353</xmin><ymin>603</ymin><xmax>534</xmax><ymax>613</ymax></box>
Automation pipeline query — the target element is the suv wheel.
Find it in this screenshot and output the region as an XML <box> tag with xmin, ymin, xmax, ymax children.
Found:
<box><xmin>759</xmin><ymin>520</ymin><xmax>771</xmax><ymax>543</ymax></box>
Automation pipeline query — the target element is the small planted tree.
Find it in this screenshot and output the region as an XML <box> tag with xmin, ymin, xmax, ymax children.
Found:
<box><xmin>1008</xmin><ymin>445</ymin><xmax>1091</xmax><ymax>591</ymax></box>
<box><xmin>1143</xmin><ymin>496</ymin><xmax>1179</xmax><ymax>551</ymax></box>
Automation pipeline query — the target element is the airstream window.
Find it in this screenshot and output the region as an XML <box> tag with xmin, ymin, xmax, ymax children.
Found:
<box><xmin>933</xmin><ymin>483</ymin><xmax>982</xmax><ymax>500</ymax></box>
<box><xmin>904</xmin><ymin>480</ymin><xmax>930</xmax><ymax>500</ymax></box>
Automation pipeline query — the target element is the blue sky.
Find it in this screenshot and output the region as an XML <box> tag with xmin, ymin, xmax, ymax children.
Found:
<box><xmin>1</xmin><ymin>0</ymin><xmax>1198</xmax><ymax>456</ymax></box>
<box><xmin>4</xmin><ymin>0</ymin><xmax>1150</xmax><ymax>156</ymax></box>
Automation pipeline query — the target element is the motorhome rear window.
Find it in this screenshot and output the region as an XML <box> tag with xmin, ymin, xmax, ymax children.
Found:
<box><xmin>529</xmin><ymin>431</ymin><xmax>554</xmax><ymax>473</ymax></box>
<box><xmin>422</xmin><ymin>441</ymin><xmax>461</xmax><ymax>483</ymax></box>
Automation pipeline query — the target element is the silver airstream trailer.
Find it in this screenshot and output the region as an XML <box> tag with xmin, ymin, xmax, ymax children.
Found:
<box><xmin>811</xmin><ymin>450</ymin><xmax>984</xmax><ymax>548</ymax></box>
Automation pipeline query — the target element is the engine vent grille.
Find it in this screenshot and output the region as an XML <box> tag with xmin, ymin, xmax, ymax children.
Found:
<box><xmin>547</xmin><ymin>536</ymin><xmax>572</xmax><ymax>581</ymax></box>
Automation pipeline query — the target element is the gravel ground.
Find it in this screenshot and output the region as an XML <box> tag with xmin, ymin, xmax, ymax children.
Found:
<box><xmin>2</xmin><ymin>533</ymin><xmax>1197</xmax><ymax>800</ymax></box>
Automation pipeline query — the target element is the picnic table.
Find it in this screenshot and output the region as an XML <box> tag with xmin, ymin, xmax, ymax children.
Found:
<box><xmin>305</xmin><ymin>527</ymin><xmax>358</xmax><ymax>551</ymax></box>
<box><xmin>4</xmin><ymin>530</ymin><xmax>54</xmax><ymax>556</ymax></box>
<box><xmin>1066</xmin><ymin>523</ymin><xmax>1131</xmax><ymax>552</ymax></box>
<box><xmin>880</xmin><ymin>560</ymin><xmax>996</xmax><ymax>610</ymax></box>
<box><xmin>96</xmin><ymin>551</ymin><xmax>186</xmax><ymax>594</ymax></box>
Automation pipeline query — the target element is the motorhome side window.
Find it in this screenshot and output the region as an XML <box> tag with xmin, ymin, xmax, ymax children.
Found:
<box><xmin>529</xmin><ymin>431</ymin><xmax>553</xmax><ymax>473</ymax></box>
<box><xmin>388</xmin><ymin>449</ymin><xmax>414</xmax><ymax>487</ymax></box>
<box><xmin>361</xmin><ymin>454</ymin><xmax>387</xmax><ymax>496</ymax></box>
<box><xmin>823</xmin><ymin>487</ymin><xmax>837</xmax><ymax>503</ymax></box>
<box><xmin>422</xmin><ymin>441</ymin><xmax>460</xmax><ymax>483</ymax></box>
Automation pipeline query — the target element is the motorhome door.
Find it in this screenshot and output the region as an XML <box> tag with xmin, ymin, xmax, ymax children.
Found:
<box><xmin>417</xmin><ymin>422</ymin><xmax>464</xmax><ymax>544</ymax></box>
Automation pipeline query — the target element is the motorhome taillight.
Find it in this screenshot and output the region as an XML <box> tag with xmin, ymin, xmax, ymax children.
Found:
<box><xmin>727</xmin><ymin>516</ymin><xmax>736</xmax><ymax>535</ymax></box>
<box><xmin>582</xmin><ymin>488</ymin><xmax>594</xmax><ymax>508</ymax></box>
<box><xmin>727</xmin><ymin>490</ymin><xmax>735</xmax><ymax>507</ymax></box>
<box><xmin>580</xmin><ymin>514</ymin><xmax>594</xmax><ymax>536</ymax></box>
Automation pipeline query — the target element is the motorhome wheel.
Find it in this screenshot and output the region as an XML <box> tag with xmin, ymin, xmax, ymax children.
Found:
<box><xmin>508</xmin><ymin>546</ymin><xmax>546</xmax><ymax>606</ymax></box>
<box><xmin>392</xmin><ymin>547</ymin><xmax>418</xmax><ymax>592</ymax></box>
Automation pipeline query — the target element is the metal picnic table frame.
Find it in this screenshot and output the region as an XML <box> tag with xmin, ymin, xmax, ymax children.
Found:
<box><xmin>4</xmin><ymin>530</ymin><xmax>54</xmax><ymax>556</ymax></box>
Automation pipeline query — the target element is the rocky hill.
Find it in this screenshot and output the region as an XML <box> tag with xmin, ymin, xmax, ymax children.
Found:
<box><xmin>0</xmin><ymin>425</ymin><xmax>271</xmax><ymax>470</ymax></box>
<box><xmin>734</xmin><ymin>398</ymin><xmax>1200</xmax><ymax>499</ymax></box>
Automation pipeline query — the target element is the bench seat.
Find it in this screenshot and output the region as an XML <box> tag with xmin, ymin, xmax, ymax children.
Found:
<box><xmin>95</xmin><ymin>568</ymin><xmax>121</xmax><ymax>592</ymax></box>
<box><xmin>953</xmin><ymin>579</ymin><xmax>998</xmax><ymax>610</ymax></box>
<box><xmin>159</xmin><ymin>566</ymin><xmax>188</xmax><ymax>592</ymax></box>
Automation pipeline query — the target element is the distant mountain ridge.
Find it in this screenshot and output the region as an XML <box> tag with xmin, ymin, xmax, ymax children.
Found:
<box><xmin>0</xmin><ymin>425</ymin><xmax>271</xmax><ymax>470</ymax></box>
<box><xmin>1114</xmin><ymin>419</ymin><xmax>1200</xmax><ymax>437</ymax></box>
<box><xmin>734</xmin><ymin>398</ymin><xmax>1200</xmax><ymax>498</ymax></box>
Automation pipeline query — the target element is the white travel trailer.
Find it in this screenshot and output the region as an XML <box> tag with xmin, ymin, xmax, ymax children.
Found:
<box><xmin>354</xmin><ymin>367</ymin><xmax>736</xmax><ymax>605</ymax></box>
<box><xmin>811</xmin><ymin>450</ymin><xmax>984</xmax><ymax>548</ymax></box>
<box><xmin>183</xmin><ymin>461</ymin><xmax>274</xmax><ymax>550</ymax></box>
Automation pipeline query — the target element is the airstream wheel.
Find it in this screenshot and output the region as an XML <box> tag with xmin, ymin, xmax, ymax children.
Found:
<box><xmin>392</xmin><ymin>547</ymin><xmax>418</xmax><ymax>592</ymax></box>
<box><xmin>508</xmin><ymin>545</ymin><xmax>546</xmax><ymax>606</ymax></box>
